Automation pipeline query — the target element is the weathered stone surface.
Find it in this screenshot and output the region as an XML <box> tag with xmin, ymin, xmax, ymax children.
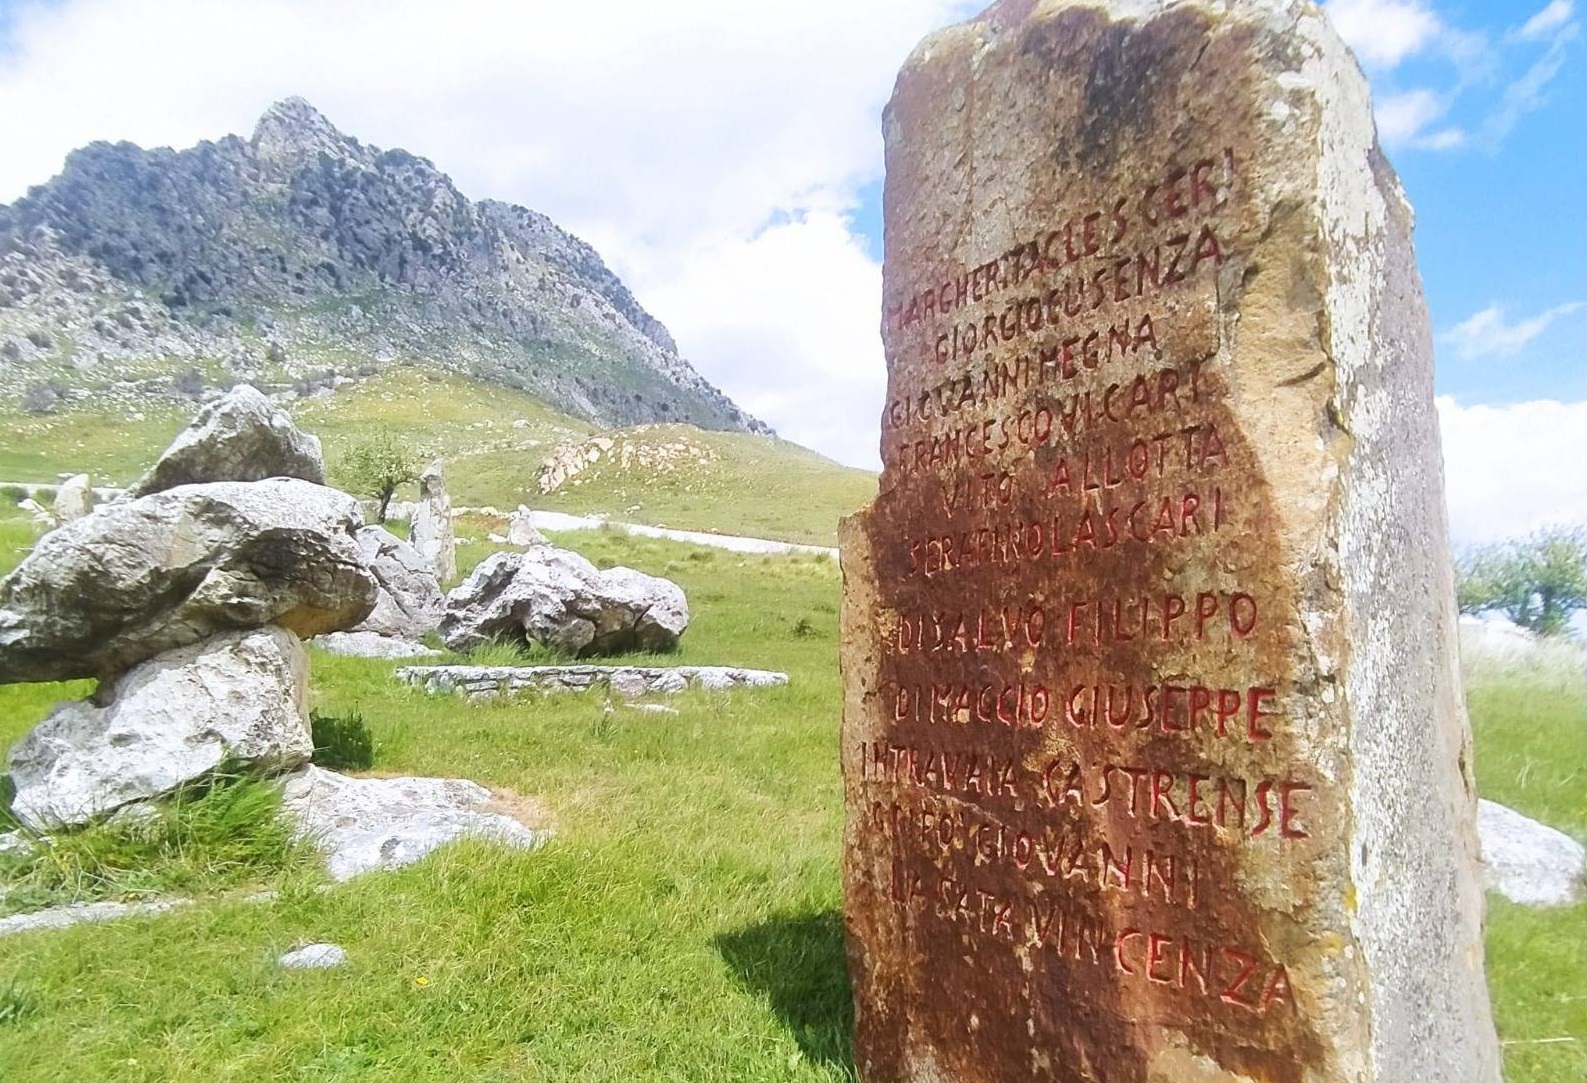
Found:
<box><xmin>0</xmin><ymin>478</ymin><xmax>375</xmax><ymax>683</ymax></box>
<box><xmin>1478</xmin><ymin>799</ymin><xmax>1587</xmax><ymax>907</ymax></box>
<box><xmin>278</xmin><ymin>765</ymin><xmax>545</xmax><ymax>882</ymax></box>
<box><xmin>507</xmin><ymin>505</ymin><xmax>549</xmax><ymax>547</ymax></box>
<box><xmin>409</xmin><ymin>459</ymin><xmax>457</xmax><ymax>583</ymax></box>
<box><xmin>127</xmin><ymin>384</ymin><xmax>325</xmax><ymax>497</ymax></box>
<box><xmin>352</xmin><ymin>525</ymin><xmax>444</xmax><ymax>640</ymax></box>
<box><xmin>396</xmin><ymin>663</ymin><xmax>787</xmax><ymax>698</ymax></box>
<box><xmin>439</xmin><ymin>547</ymin><xmax>689</xmax><ymax>656</ymax></box>
<box><xmin>7</xmin><ymin>627</ymin><xmax>312</xmax><ymax>830</ymax></box>
<box><xmin>279</xmin><ymin>943</ymin><xmax>348</xmax><ymax>969</ymax></box>
<box><xmin>53</xmin><ymin>473</ymin><xmax>96</xmax><ymax>522</ymax></box>
<box><xmin>0</xmin><ymin>897</ymin><xmax>194</xmax><ymax>938</ymax></box>
<box><xmin>315</xmin><ymin>631</ymin><xmax>441</xmax><ymax>659</ymax></box>
<box><xmin>840</xmin><ymin>4</ymin><xmax>1499</xmax><ymax>1082</ymax></box>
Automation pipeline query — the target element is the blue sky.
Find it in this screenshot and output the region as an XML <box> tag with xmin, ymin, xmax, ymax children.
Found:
<box><xmin>0</xmin><ymin>0</ymin><xmax>1581</xmax><ymax>542</ymax></box>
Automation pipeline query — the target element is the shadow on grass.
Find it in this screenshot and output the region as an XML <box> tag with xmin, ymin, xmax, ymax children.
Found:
<box><xmin>715</xmin><ymin>909</ymin><xmax>857</xmax><ymax>1078</ymax></box>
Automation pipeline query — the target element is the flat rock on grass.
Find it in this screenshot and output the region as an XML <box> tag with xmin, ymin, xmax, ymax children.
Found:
<box><xmin>1479</xmin><ymin>799</ymin><xmax>1587</xmax><ymax>907</ymax></box>
<box><xmin>279</xmin><ymin>942</ymin><xmax>347</xmax><ymax>969</ymax></box>
<box><xmin>279</xmin><ymin>765</ymin><xmax>546</xmax><ymax>882</ymax></box>
<box><xmin>396</xmin><ymin>664</ymin><xmax>788</xmax><ymax>699</ymax></box>
<box><xmin>0</xmin><ymin>897</ymin><xmax>193</xmax><ymax>938</ymax></box>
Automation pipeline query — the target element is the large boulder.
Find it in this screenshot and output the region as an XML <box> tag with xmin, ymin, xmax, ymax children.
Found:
<box><xmin>128</xmin><ymin>385</ymin><xmax>324</xmax><ymax>497</ymax></box>
<box><xmin>0</xmin><ymin>478</ymin><xmax>376</xmax><ymax>683</ymax></box>
<box><xmin>6</xmin><ymin>627</ymin><xmax>312</xmax><ymax>830</ymax></box>
<box><xmin>352</xmin><ymin>525</ymin><xmax>444</xmax><ymax>641</ymax></box>
<box><xmin>439</xmin><ymin>547</ymin><xmax>688</xmax><ymax>656</ymax></box>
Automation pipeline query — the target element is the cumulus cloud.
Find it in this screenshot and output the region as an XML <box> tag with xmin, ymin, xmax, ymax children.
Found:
<box><xmin>1440</xmin><ymin>302</ymin><xmax>1586</xmax><ymax>360</ymax></box>
<box><xmin>0</xmin><ymin>0</ymin><xmax>972</xmax><ymax>467</ymax></box>
<box><xmin>1323</xmin><ymin>0</ymin><xmax>1444</xmax><ymax>68</ymax></box>
<box><xmin>1438</xmin><ymin>397</ymin><xmax>1587</xmax><ymax>545</ymax></box>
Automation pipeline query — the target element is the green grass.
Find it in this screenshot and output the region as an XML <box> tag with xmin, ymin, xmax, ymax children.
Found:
<box><xmin>1465</xmin><ymin>647</ymin><xmax>1587</xmax><ymax>1080</ymax></box>
<box><xmin>0</xmin><ymin>773</ymin><xmax>317</xmax><ymax>918</ymax></box>
<box><xmin>0</xmin><ymin>368</ymin><xmax>874</xmax><ymax>545</ymax></box>
<box><xmin>0</xmin><ymin>509</ymin><xmax>1579</xmax><ymax>1079</ymax></box>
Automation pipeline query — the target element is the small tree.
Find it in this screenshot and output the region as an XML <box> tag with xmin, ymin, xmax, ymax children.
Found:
<box><xmin>339</xmin><ymin>431</ymin><xmax>422</xmax><ymax>522</ymax></box>
<box><xmin>1457</xmin><ymin>526</ymin><xmax>1587</xmax><ymax>637</ymax></box>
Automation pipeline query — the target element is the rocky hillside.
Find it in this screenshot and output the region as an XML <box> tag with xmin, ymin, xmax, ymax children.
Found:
<box><xmin>0</xmin><ymin>98</ymin><xmax>765</xmax><ymax>434</ymax></box>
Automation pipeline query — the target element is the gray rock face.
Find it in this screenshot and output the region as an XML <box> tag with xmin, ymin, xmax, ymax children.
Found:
<box><xmin>439</xmin><ymin>547</ymin><xmax>689</xmax><ymax>656</ymax></box>
<box><xmin>1479</xmin><ymin>799</ymin><xmax>1587</xmax><ymax>907</ymax></box>
<box><xmin>352</xmin><ymin>525</ymin><xmax>443</xmax><ymax>640</ymax></box>
<box><xmin>6</xmin><ymin>627</ymin><xmax>312</xmax><ymax>830</ymax></box>
<box><xmin>278</xmin><ymin>765</ymin><xmax>545</xmax><ymax>882</ymax></box>
<box><xmin>53</xmin><ymin>473</ymin><xmax>95</xmax><ymax>522</ymax></box>
<box><xmin>0</xmin><ymin>477</ymin><xmax>375</xmax><ymax>683</ymax></box>
<box><xmin>0</xmin><ymin>99</ymin><xmax>766</xmax><ymax>435</ymax></box>
<box><xmin>279</xmin><ymin>943</ymin><xmax>347</xmax><ymax>969</ymax></box>
<box><xmin>408</xmin><ymin>460</ymin><xmax>456</xmax><ymax>584</ymax></box>
<box><xmin>315</xmin><ymin>631</ymin><xmax>440</xmax><ymax>660</ymax></box>
<box><xmin>397</xmin><ymin>663</ymin><xmax>787</xmax><ymax>698</ymax></box>
<box><xmin>128</xmin><ymin>385</ymin><xmax>324</xmax><ymax>497</ymax></box>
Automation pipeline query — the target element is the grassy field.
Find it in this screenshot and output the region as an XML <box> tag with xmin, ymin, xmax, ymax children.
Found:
<box><xmin>0</xmin><ymin>508</ymin><xmax>1582</xmax><ymax>1080</ymax></box>
<box><xmin>0</xmin><ymin>370</ymin><xmax>875</xmax><ymax>546</ymax></box>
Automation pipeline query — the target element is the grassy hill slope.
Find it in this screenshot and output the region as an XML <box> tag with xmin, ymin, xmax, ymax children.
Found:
<box><xmin>0</xmin><ymin>370</ymin><xmax>876</xmax><ymax>545</ymax></box>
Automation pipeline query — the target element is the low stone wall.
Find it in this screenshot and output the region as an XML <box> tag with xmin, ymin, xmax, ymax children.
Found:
<box><xmin>395</xmin><ymin>664</ymin><xmax>789</xmax><ymax>699</ymax></box>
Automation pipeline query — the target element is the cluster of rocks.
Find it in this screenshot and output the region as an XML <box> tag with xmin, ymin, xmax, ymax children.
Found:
<box><xmin>0</xmin><ymin>388</ymin><xmax>546</xmax><ymax>890</ymax></box>
<box><xmin>537</xmin><ymin>428</ymin><xmax>717</xmax><ymax>493</ymax></box>
<box><xmin>397</xmin><ymin>664</ymin><xmax>788</xmax><ymax>700</ymax></box>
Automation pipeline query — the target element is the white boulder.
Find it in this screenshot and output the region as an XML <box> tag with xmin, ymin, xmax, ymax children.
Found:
<box><xmin>6</xmin><ymin>627</ymin><xmax>313</xmax><ymax>830</ymax></box>
<box><xmin>127</xmin><ymin>384</ymin><xmax>325</xmax><ymax>497</ymax></box>
<box><xmin>439</xmin><ymin>547</ymin><xmax>689</xmax><ymax>656</ymax></box>
<box><xmin>53</xmin><ymin>474</ymin><xmax>96</xmax><ymax>522</ymax></box>
<box><xmin>351</xmin><ymin>525</ymin><xmax>444</xmax><ymax>641</ymax></box>
<box><xmin>1479</xmin><ymin>799</ymin><xmax>1586</xmax><ymax>907</ymax></box>
<box><xmin>0</xmin><ymin>478</ymin><xmax>375</xmax><ymax>683</ymax></box>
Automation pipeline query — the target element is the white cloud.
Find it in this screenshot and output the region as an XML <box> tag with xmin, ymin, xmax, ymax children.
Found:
<box><xmin>1478</xmin><ymin>28</ymin><xmax>1578</xmax><ymax>147</ymax></box>
<box><xmin>1516</xmin><ymin>0</ymin><xmax>1575</xmax><ymax>41</ymax></box>
<box><xmin>1323</xmin><ymin>0</ymin><xmax>1444</xmax><ymax>68</ymax></box>
<box><xmin>1441</xmin><ymin>302</ymin><xmax>1586</xmax><ymax>360</ymax></box>
<box><xmin>0</xmin><ymin>0</ymin><xmax>970</xmax><ymax>468</ymax></box>
<box><xmin>1439</xmin><ymin>397</ymin><xmax>1587</xmax><ymax>545</ymax></box>
<box><xmin>1375</xmin><ymin>88</ymin><xmax>1447</xmax><ymax>145</ymax></box>
<box><xmin>643</xmin><ymin>211</ymin><xmax>888</xmax><ymax>470</ymax></box>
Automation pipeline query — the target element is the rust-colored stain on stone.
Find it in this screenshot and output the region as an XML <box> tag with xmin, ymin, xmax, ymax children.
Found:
<box><xmin>840</xmin><ymin>2</ymin><xmax>1497</xmax><ymax>1082</ymax></box>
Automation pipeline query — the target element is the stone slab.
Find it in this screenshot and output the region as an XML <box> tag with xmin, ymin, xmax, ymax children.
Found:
<box><xmin>839</xmin><ymin>2</ymin><xmax>1499</xmax><ymax>1081</ymax></box>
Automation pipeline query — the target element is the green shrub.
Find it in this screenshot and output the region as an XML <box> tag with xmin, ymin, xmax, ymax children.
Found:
<box><xmin>0</xmin><ymin>485</ymin><xmax>25</xmax><ymax>506</ymax></box>
<box><xmin>310</xmin><ymin>707</ymin><xmax>375</xmax><ymax>771</ymax></box>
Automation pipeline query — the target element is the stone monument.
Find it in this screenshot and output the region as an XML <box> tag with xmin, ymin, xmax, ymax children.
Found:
<box><xmin>410</xmin><ymin>458</ymin><xmax>457</xmax><ymax>584</ymax></box>
<box><xmin>838</xmin><ymin>2</ymin><xmax>1500</xmax><ymax>1081</ymax></box>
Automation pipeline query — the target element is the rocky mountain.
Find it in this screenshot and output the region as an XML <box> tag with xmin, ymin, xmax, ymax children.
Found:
<box><xmin>0</xmin><ymin>98</ymin><xmax>766</xmax><ymax>433</ymax></box>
